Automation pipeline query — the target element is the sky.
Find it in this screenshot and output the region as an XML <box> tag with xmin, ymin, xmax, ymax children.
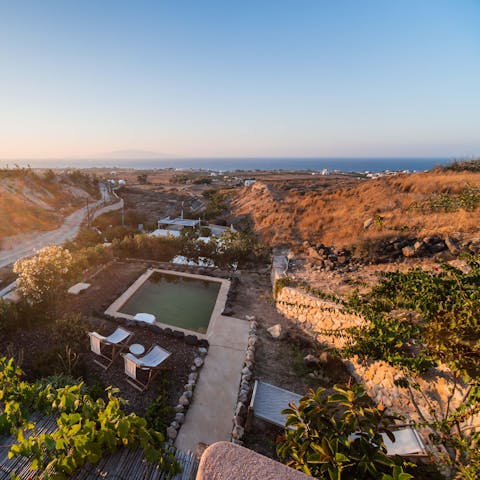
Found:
<box><xmin>0</xmin><ymin>0</ymin><xmax>479</xmax><ymax>160</ymax></box>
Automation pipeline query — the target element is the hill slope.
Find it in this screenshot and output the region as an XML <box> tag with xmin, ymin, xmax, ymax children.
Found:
<box><xmin>0</xmin><ymin>170</ymin><xmax>97</xmax><ymax>241</ymax></box>
<box><xmin>231</xmin><ymin>170</ymin><xmax>480</xmax><ymax>251</ymax></box>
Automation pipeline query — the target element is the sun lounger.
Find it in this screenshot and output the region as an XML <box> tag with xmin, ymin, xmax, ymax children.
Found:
<box><xmin>248</xmin><ymin>380</ymin><xmax>303</xmax><ymax>428</ymax></box>
<box><xmin>88</xmin><ymin>327</ymin><xmax>133</xmax><ymax>369</ymax></box>
<box><xmin>380</xmin><ymin>427</ymin><xmax>427</xmax><ymax>457</ymax></box>
<box><xmin>122</xmin><ymin>344</ymin><xmax>171</xmax><ymax>391</ymax></box>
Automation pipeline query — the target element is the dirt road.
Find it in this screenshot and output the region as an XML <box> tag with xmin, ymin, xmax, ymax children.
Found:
<box><xmin>0</xmin><ymin>184</ymin><xmax>123</xmax><ymax>269</ymax></box>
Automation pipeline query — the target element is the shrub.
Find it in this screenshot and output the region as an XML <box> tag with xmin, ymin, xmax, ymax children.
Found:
<box><xmin>65</xmin><ymin>227</ymin><xmax>104</xmax><ymax>250</ymax></box>
<box><xmin>277</xmin><ymin>384</ymin><xmax>409</xmax><ymax>479</ymax></box>
<box><xmin>215</xmin><ymin>230</ymin><xmax>270</xmax><ymax>269</ymax></box>
<box><xmin>200</xmin><ymin>226</ymin><xmax>212</xmax><ymax>237</ymax></box>
<box><xmin>51</xmin><ymin>314</ymin><xmax>91</xmax><ymax>354</ymax></box>
<box><xmin>13</xmin><ymin>245</ymin><xmax>79</xmax><ymax>306</ymax></box>
<box><xmin>145</xmin><ymin>394</ymin><xmax>174</xmax><ymax>434</ymax></box>
<box><xmin>0</xmin><ymin>299</ymin><xmax>18</xmax><ymax>335</ymax></box>
<box><xmin>0</xmin><ymin>358</ymin><xmax>180</xmax><ymax>478</ymax></box>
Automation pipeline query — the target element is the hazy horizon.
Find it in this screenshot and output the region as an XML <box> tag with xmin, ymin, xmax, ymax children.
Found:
<box><xmin>1</xmin><ymin>1</ymin><xmax>479</xmax><ymax>160</ymax></box>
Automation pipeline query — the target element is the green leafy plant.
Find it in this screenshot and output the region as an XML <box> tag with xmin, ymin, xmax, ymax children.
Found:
<box><xmin>277</xmin><ymin>384</ymin><xmax>408</xmax><ymax>479</ymax></box>
<box><xmin>145</xmin><ymin>393</ymin><xmax>174</xmax><ymax>434</ymax></box>
<box><xmin>0</xmin><ymin>358</ymin><xmax>180</xmax><ymax>479</ymax></box>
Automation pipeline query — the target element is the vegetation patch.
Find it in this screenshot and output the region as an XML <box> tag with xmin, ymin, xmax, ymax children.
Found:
<box><xmin>0</xmin><ymin>358</ymin><xmax>179</xmax><ymax>479</ymax></box>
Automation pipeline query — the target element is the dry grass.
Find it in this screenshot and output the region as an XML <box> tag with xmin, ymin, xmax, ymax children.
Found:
<box><xmin>231</xmin><ymin>171</ymin><xmax>480</xmax><ymax>248</ymax></box>
<box><xmin>0</xmin><ymin>176</ymin><xmax>86</xmax><ymax>240</ymax></box>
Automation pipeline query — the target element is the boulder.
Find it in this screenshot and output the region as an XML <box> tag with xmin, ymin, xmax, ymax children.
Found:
<box><xmin>194</xmin><ymin>357</ymin><xmax>204</xmax><ymax>368</ymax></box>
<box><xmin>233</xmin><ymin>415</ymin><xmax>244</xmax><ymax>427</ymax></box>
<box><xmin>303</xmin><ymin>354</ymin><xmax>319</xmax><ymax>368</ymax></box>
<box><xmin>175</xmin><ymin>413</ymin><xmax>185</xmax><ymax>424</ymax></box>
<box><xmin>318</xmin><ymin>351</ymin><xmax>331</xmax><ymax>365</ymax></box>
<box><xmin>402</xmin><ymin>245</ymin><xmax>415</xmax><ymax>258</ymax></box>
<box><xmin>267</xmin><ymin>323</ymin><xmax>284</xmax><ymax>340</ymax></box>
<box><xmin>445</xmin><ymin>236</ymin><xmax>460</xmax><ymax>255</ymax></box>
<box><xmin>235</xmin><ymin>402</ymin><xmax>247</xmax><ymax>417</ymax></box>
<box><xmin>166</xmin><ymin>427</ymin><xmax>177</xmax><ymax>440</ymax></box>
<box><xmin>363</xmin><ymin>218</ymin><xmax>374</xmax><ymax>230</ymax></box>
<box><xmin>185</xmin><ymin>335</ymin><xmax>199</xmax><ymax>346</ymax></box>
<box><xmin>232</xmin><ymin>425</ymin><xmax>245</xmax><ymax>440</ymax></box>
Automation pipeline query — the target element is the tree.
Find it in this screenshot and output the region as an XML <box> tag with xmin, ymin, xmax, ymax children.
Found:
<box><xmin>277</xmin><ymin>384</ymin><xmax>411</xmax><ymax>480</ymax></box>
<box><xmin>13</xmin><ymin>245</ymin><xmax>78</xmax><ymax>306</ymax></box>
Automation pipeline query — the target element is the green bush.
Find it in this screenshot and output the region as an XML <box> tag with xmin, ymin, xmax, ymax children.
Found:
<box><xmin>0</xmin><ymin>358</ymin><xmax>180</xmax><ymax>478</ymax></box>
<box><xmin>200</xmin><ymin>226</ymin><xmax>212</xmax><ymax>237</ymax></box>
<box><xmin>277</xmin><ymin>384</ymin><xmax>409</xmax><ymax>479</ymax></box>
<box><xmin>145</xmin><ymin>394</ymin><xmax>174</xmax><ymax>434</ymax></box>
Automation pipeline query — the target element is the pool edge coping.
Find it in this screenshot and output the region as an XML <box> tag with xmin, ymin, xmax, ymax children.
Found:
<box><xmin>104</xmin><ymin>268</ymin><xmax>231</xmax><ymax>340</ymax></box>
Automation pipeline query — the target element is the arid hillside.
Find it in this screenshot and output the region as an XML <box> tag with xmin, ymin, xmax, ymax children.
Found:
<box><xmin>0</xmin><ymin>169</ymin><xmax>97</xmax><ymax>240</ymax></box>
<box><xmin>231</xmin><ymin>169</ymin><xmax>480</xmax><ymax>252</ymax></box>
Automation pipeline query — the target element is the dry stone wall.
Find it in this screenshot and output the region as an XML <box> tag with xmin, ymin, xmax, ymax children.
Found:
<box><xmin>275</xmin><ymin>286</ymin><xmax>365</xmax><ymax>348</ymax></box>
<box><xmin>274</xmin><ymin>283</ymin><xmax>479</xmax><ymax>442</ymax></box>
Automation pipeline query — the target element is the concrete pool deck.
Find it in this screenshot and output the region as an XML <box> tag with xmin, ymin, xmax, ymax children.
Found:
<box><xmin>175</xmin><ymin>314</ymin><xmax>250</xmax><ymax>452</ymax></box>
<box><xmin>105</xmin><ymin>268</ymin><xmax>230</xmax><ymax>339</ymax></box>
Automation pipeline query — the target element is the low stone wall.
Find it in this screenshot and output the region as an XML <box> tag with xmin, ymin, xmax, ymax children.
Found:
<box><xmin>275</xmin><ymin>286</ymin><xmax>365</xmax><ymax>348</ymax></box>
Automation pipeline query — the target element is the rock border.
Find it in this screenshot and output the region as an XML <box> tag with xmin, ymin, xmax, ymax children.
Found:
<box><xmin>166</xmin><ymin>344</ymin><xmax>209</xmax><ymax>442</ymax></box>
<box><xmin>231</xmin><ymin>317</ymin><xmax>258</xmax><ymax>444</ymax></box>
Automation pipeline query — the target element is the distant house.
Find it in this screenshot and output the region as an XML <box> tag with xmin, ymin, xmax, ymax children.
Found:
<box><xmin>244</xmin><ymin>179</ymin><xmax>256</xmax><ymax>187</ymax></box>
<box><xmin>157</xmin><ymin>217</ymin><xmax>201</xmax><ymax>231</ymax></box>
<box><xmin>149</xmin><ymin>229</ymin><xmax>181</xmax><ymax>238</ymax></box>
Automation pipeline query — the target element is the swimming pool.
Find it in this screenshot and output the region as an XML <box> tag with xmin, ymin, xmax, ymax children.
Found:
<box><xmin>105</xmin><ymin>269</ymin><xmax>229</xmax><ymax>336</ymax></box>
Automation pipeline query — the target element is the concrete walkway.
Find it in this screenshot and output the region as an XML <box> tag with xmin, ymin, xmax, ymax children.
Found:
<box><xmin>175</xmin><ymin>315</ymin><xmax>250</xmax><ymax>452</ymax></box>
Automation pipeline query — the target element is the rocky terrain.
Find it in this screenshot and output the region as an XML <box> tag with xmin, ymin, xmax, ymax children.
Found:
<box><xmin>231</xmin><ymin>168</ymin><xmax>480</xmax><ymax>263</ymax></box>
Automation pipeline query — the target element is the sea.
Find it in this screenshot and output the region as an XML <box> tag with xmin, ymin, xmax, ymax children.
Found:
<box><xmin>4</xmin><ymin>157</ymin><xmax>453</xmax><ymax>173</ymax></box>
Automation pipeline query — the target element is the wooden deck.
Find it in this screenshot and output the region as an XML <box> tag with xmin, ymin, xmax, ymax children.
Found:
<box><xmin>0</xmin><ymin>414</ymin><xmax>198</xmax><ymax>480</ymax></box>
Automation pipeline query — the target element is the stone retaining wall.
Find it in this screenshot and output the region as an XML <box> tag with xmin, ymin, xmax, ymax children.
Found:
<box><xmin>275</xmin><ymin>286</ymin><xmax>365</xmax><ymax>348</ymax></box>
<box><xmin>273</xmin><ymin>283</ymin><xmax>479</xmax><ymax>451</ymax></box>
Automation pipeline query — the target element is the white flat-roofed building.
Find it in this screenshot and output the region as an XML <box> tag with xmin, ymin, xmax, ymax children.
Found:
<box><xmin>157</xmin><ymin>217</ymin><xmax>201</xmax><ymax>230</ymax></box>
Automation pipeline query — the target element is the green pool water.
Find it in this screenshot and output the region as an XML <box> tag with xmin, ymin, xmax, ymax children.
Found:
<box><xmin>120</xmin><ymin>271</ymin><xmax>221</xmax><ymax>334</ymax></box>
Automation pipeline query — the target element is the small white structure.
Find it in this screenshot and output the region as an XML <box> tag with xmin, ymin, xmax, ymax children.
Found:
<box><xmin>68</xmin><ymin>282</ymin><xmax>91</xmax><ymax>295</ymax></box>
<box><xmin>244</xmin><ymin>179</ymin><xmax>256</xmax><ymax>187</ymax></box>
<box><xmin>150</xmin><ymin>229</ymin><xmax>181</xmax><ymax>238</ymax></box>
<box><xmin>172</xmin><ymin>255</ymin><xmax>214</xmax><ymax>267</ymax></box>
<box><xmin>208</xmin><ymin>223</ymin><xmax>236</xmax><ymax>237</ymax></box>
<box><xmin>157</xmin><ymin>217</ymin><xmax>201</xmax><ymax>230</ymax></box>
<box><xmin>133</xmin><ymin>312</ymin><xmax>156</xmax><ymax>324</ymax></box>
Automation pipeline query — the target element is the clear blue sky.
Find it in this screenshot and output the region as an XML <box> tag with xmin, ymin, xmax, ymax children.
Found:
<box><xmin>0</xmin><ymin>0</ymin><xmax>479</xmax><ymax>159</ymax></box>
